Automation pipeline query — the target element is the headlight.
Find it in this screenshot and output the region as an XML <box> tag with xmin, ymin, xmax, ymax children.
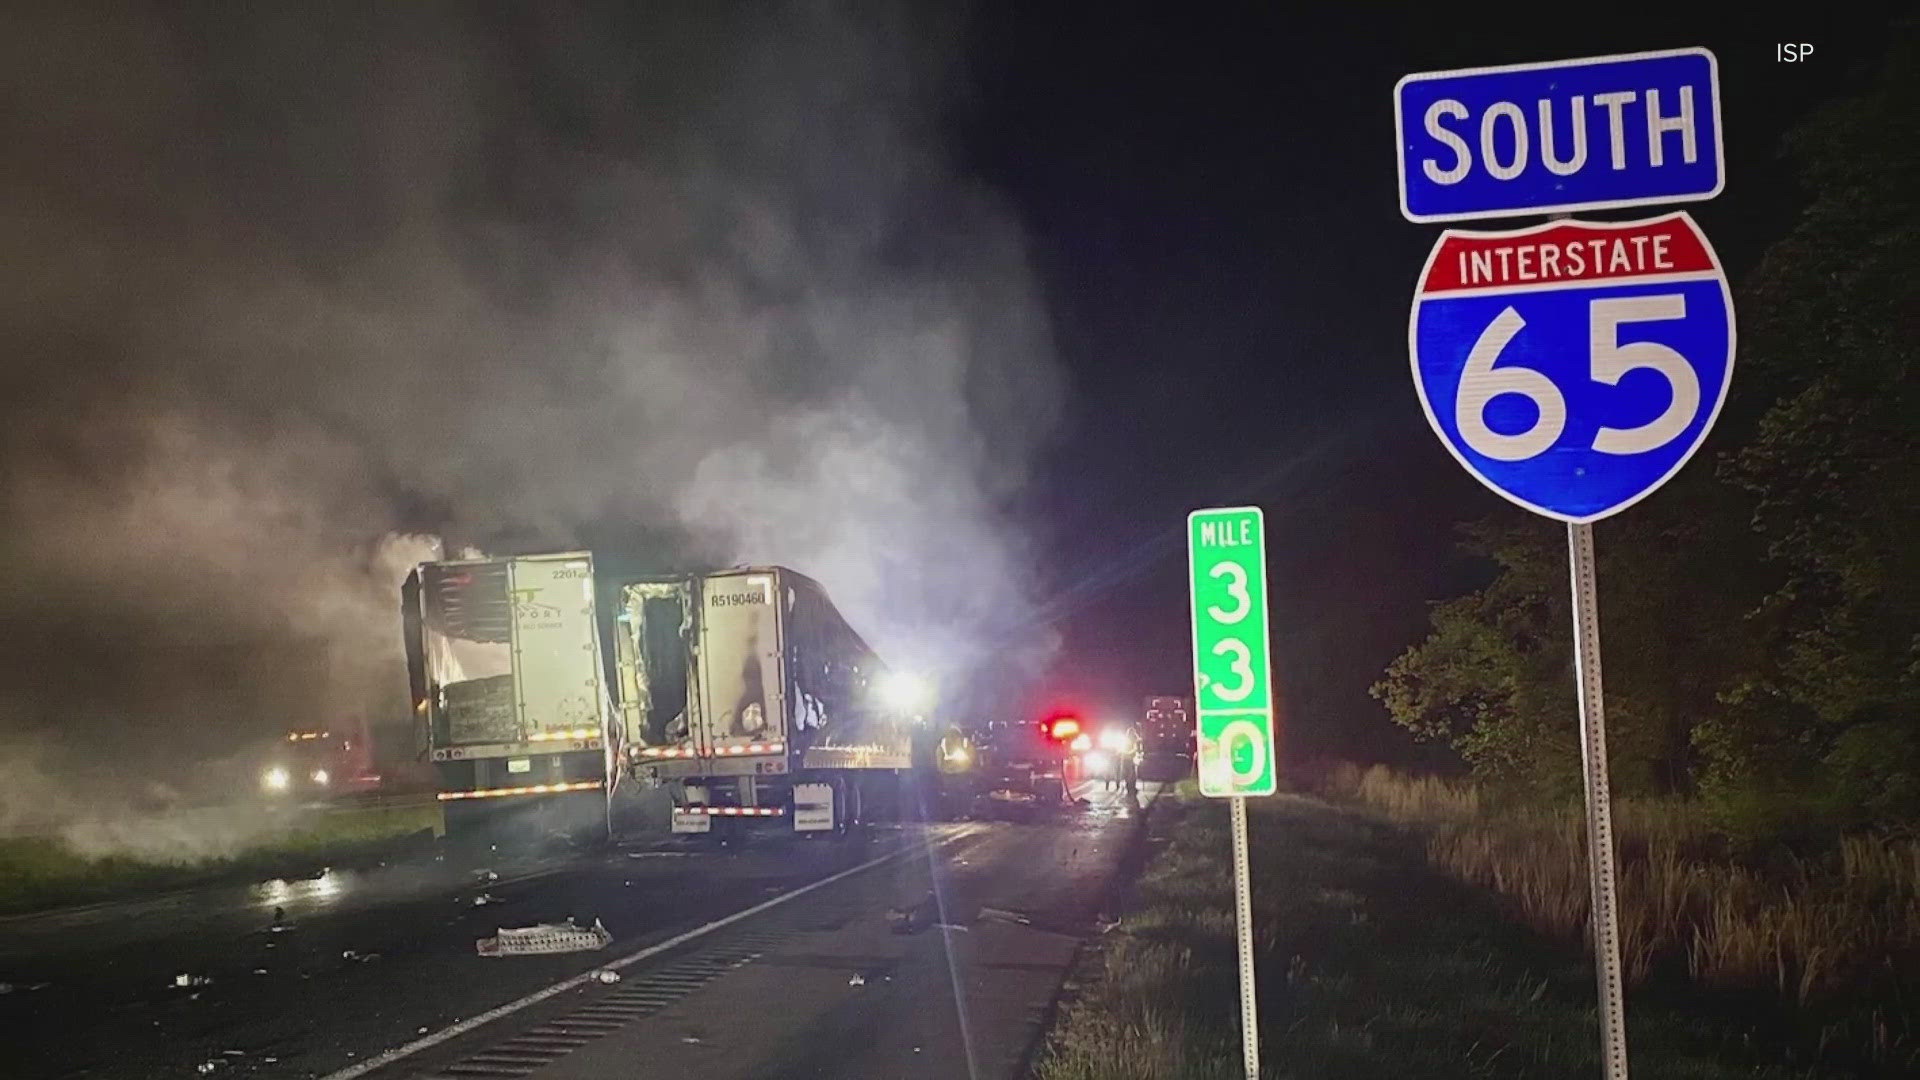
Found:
<box><xmin>1069</xmin><ymin>734</ymin><xmax>1092</xmax><ymax>753</ymax></box>
<box><xmin>1084</xmin><ymin>750</ymin><xmax>1113</xmax><ymax>773</ymax></box>
<box><xmin>262</xmin><ymin>767</ymin><xmax>290</xmax><ymax>792</ymax></box>
<box><xmin>876</xmin><ymin>671</ymin><xmax>932</xmax><ymax>713</ymax></box>
<box><xmin>943</xmin><ymin>746</ymin><xmax>971</xmax><ymax>766</ymax></box>
<box><xmin>311</xmin><ymin>769</ymin><xmax>330</xmax><ymax>786</ymax></box>
<box><xmin>1098</xmin><ymin>729</ymin><xmax>1132</xmax><ymax>752</ymax></box>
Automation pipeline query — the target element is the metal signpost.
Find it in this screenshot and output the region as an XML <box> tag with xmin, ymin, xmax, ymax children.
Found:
<box><xmin>1395</xmin><ymin>49</ymin><xmax>1730</xmax><ymax>1079</ymax></box>
<box><xmin>1187</xmin><ymin>505</ymin><xmax>1276</xmax><ymax>1080</ymax></box>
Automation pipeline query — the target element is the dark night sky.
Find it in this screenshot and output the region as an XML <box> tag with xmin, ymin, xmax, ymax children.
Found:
<box><xmin>958</xmin><ymin>6</ymin><xmax>1909</xmax><ymax>761</ymax></box>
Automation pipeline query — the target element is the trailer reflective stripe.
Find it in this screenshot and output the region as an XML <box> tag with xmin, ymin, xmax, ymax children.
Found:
<box><xmin>685</xmin><ymin>806</ymin><xmax>784</xmax><ymax>816</ymax></box>
<box><xmin>636</xmin><ymin>743</ymin><xmax>783</xmax><ymax>758</ymax></box>
<box><xmin>437</xmin><ymin>780</ymin><xmax>605</xmax><ymax>801</ymax></box>
<box><xmin>526</xmin><ymin>729</ymin><xmax>599</xmax><ymax>742</ymax></box>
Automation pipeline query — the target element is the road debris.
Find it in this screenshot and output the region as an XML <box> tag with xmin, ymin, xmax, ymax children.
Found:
<box><xmin>173</xmin><ymin>973</ymin><xmax>213</xmax><ymax>989</ymax></box>
<box><xmin>341</xmin><ymin>950</ymin><xmax>380</xmax><ymax>963</ymax></box>
<box><xmin>196</xmin><ymin>1062</ymin><xmax>222</xmax><ymax>1075</ymax></box>
<box><xmin>979</xmin><ymin>906</ymin><xmax>1032</xmax><ymax>926</ymax></box>
<box><xmin>848</xmin><ymin>973</ymin><xmax>866</xmax><ymax>987</ymax></box>
<box><xmin>474</xmin><ymin>869</ymin><xmax>499</xmax><ymax>882</ymax></box>
<box><xmin>253</xmin><ymin>969</ymin><xmax>269</xmax><ymax>975</ymax></box>
<box><xmin>626</xmin><ymin>851</ymin><xmax>689</xmax><ymax>859</ymax></box>
<box><xmin>593</xmin><ymin>969</ymin><xmax>621</xmax><ymax>984</ymax></box>
<box><xmin>887</xmin><ymin>891</ymin><xmax>939</xmax><ymax>934</ymax></box>
<box><xmin>681</xmin><ymin>1035</ymin><xmax>702</xmax><ymax>1044</ymax></box>
<box><xmin>472</xmin><ymin>893</ymin><xmax>502</xmax><ymax>907</ymax></box>
<box><xmin>476</xmin><ymin>918</ymin><xmax>612</xmax><ymax>957</ymax></box>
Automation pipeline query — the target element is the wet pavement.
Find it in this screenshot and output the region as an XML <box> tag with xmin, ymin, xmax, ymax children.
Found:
<box><xmin>2</xmin><ymin>828</ymin><xmax>935</xmax><ymax>1078</ymax></box>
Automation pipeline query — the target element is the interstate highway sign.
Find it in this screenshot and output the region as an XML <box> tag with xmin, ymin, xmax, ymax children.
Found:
<box><xmin>1187</xmin><ymin>506</ymin><xmax>1276</xmax><ymax>798</ymax></box>
<box><xmin>1395</xmin><ymin>48</ymin><xmax>1722</xmax><ymax>223</ymax></box>
<box><xmin>1409</xmin><ymin>212</ymin><xmax>1734</xmax><ymax>523</ymax></box>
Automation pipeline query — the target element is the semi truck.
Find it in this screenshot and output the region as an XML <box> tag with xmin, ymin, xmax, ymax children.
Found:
<box><xmin>401</xmin><ymin>552</ymin><xmax>613</xmax><ymax>839</ymax></box>
<box><xmin>402</xmin><ymin>553</ymin><xmax>934</xmax><ymax>838</ymax></box>
<box><xmin>610</xmin><ymin>566</ymin><xmax>925</xmax><ymax>835</ymax></box>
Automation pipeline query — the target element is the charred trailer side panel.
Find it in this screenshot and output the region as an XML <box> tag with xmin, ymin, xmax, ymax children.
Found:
<box><xmin>403</xmin><ymin>552</ymin><xmax>611</xmax><ymax>843</ymax></box>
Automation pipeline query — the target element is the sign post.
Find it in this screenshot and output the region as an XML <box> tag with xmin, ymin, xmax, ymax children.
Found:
<box><xmin>1188</xmin><ymin>505</ymin><xmax>1276</xmax><ymax>1080</ymax></box>
<box><xmin>1395</xmin><ymin>48</ymin><xmax>1730</xmax><ymax>1080</ymax></box>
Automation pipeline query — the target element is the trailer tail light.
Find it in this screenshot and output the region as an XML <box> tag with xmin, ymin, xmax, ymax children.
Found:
<box><xmin>437</xmin><ymin>780</ymin><xmax>605</xmax><ymax>801</ymax></box>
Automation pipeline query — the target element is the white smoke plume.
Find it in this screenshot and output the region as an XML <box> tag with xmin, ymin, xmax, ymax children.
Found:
<box><xmin>0</xmin><ymin>3</ymin><xmax>1061</xmax><ymax>840</ymax></box>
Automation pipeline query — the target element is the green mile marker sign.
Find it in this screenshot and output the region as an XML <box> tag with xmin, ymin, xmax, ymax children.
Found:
<box><xmin>1187</xmin><ymin>506</ymin><xmax>1276</xmax><ymax>797</ymax></box>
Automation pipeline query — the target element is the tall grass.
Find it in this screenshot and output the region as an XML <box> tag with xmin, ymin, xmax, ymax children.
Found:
<box><xmin>1323</xmin><ymin>764</ymin><xmax>1920</xmax><ymax>1007</ymax></box>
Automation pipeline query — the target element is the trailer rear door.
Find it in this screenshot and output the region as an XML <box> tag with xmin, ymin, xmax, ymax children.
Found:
<box><xmin>695</xmin><ymin>571</ymin><xmax>786</xmax><ymax>756</ymax></box>
<box><xmin>508</xmin><ymin>555</ymin><xmax>606</xmax><ymax>739</ymax></box>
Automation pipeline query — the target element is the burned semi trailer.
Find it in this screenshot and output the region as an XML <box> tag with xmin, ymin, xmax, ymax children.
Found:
<box><xmin>403</xmin><ymin>554</ymin><xmax>935</xmax><ymax>839</ymax></box>
<box><xmin>401</xmin><ymin>552</ymin><xmax>612</xmax><ymax>841</ymax></box>
<box><xmin>610</xmin><ymin>567</ymin><xmax>929</xmax><ymax>835</ymax></box>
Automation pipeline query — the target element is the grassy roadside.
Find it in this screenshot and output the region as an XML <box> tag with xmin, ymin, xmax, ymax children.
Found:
<box><xmin>1034</xmin><ymin>790</ymin><xmax>1867</xmax><ymax>1079</ymax></box>
<box><xmin>0</xmin><ymin>804</ymin><xmax>441</xmax><ymax>916</ymax></box>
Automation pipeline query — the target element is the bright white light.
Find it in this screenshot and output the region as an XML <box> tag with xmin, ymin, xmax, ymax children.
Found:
<box><xmin>262</xmin><ymin>766</ymin><xmax>290</xmax><ymax>792</ymax></box>
<box><xmin>943</xmin><ymin>746</ymin><xmax>971</xmax><ymax>766</ymax></box>
<box><xmin>1084</xmin><ymin>750</ymin><xmax>1113</xmax><ymax>773</ymax></box>
<box><xmin>1069</xmin><ymin>733</ymin><xmax>1092</xmax><ymax>753</ymax></box>
<box><xmin>311</xmin><ymin>769</ymin><xmax>330</xmax><ymax>786</ymax></box>
<box><xmin>1098</xmin><ymin>729</ymin><xmax>1134</xmax><ymax>753</ymax></box>
<box><xmin>876</xmin><ymin>671</ymin><xmax>931</xmax><ymax>713</ymax></box>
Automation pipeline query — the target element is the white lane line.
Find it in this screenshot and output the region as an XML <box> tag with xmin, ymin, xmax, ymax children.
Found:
<box><xmin>317</xmin><ymin>823</ymin><xmax>984</xmax><ymax>1080</ymax></box>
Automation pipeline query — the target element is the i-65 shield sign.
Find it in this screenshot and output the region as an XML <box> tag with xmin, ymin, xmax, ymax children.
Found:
<box><xmin>1187</xmin><ymin>506</ymin><xmax>1276</xmax><ymax>797</ymax></box>
<box><xmin>1410</xmin><ymin>211</ymin><xmax>1734</xmax><ymax>523</ymax></box>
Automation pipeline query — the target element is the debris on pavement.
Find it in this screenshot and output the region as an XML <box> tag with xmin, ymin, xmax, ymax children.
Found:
<box><xmin>472</xmin><ymin>893</ymin><xmax>502</xmax><ymax>907</ymax></box>
<box><xmin>979</xmin><ymin>906</ymin><xmax>1032</xmax><ymax>926</ymax></box>
<box><xmin>476</xmin><ymin>918</ymin><xmax>612</xmax><ymax>957</ymax></box>
<box><xmin>474</xmin><ymin>869</ymin><xmax>499</xmax><ymax>882</ymax></box>
<box><xmin>196</xmin><ymin>1062</ymin><xmax>221</xmax><ymax>1075</ymax></box>
<box><xmin>173</xmin><ymin>973</ymin><xmax>213</xmax><ymax>989</ymax></box>
<box><xmin>887</xmin><ymin>891</ymin><xmax>939</xmax><ymax>934</ymax></box>
<box><xmin>681</xmin><ymin>1035</ymin><xmax>702</xmax><ymax>1044</ymax></box>
<box><xmin>848</xmin><ymin>973</ymin><xmax>866</xmax><ymax>987</ymax></box>
<box><xmin>933</xmin><ymin>923</ymin><xmax>971</xmax><ymax>932</ymax></box>
<box><xmin>341</xmin><ymin>950</ymin><xmax>380</xmax><ymax>963</ymax></box>
<box><xmin>593</xmin><ymin>969</ymin><xmax>621</xmax><ymax>984</ymax></box>
<box><xmin>252</xmin><ymin>969</ymin><xmax>268</xmax><ymax>975</ymax></box>
<box><xmin>626</xmin><ymin>851</ymin><xmax>688</xmax><ymax>859</ymax></box>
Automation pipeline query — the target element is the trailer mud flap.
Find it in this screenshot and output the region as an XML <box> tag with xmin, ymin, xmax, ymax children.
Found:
<box><xmin>793</xmin><ymin>781</ymin><xmax>834</xmax><ymax>832</ymax></box>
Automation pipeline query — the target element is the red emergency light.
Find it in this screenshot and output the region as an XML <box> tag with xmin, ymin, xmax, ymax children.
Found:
<box><xmin>1046</xmin><ymin>716</ymin><xmax>1083</xmax><ymax>742</ymax></box>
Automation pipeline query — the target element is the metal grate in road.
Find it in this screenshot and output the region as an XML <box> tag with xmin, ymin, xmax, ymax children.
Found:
<box><xmin>420</xmin><ymin>928</ymin><xmax>784</xmax><ymax>1078</ymax></box>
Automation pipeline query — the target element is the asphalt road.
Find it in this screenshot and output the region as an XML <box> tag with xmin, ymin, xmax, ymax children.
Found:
<box><xmin>3</xmin><ymin>781</ymin><xmax>1159</xmax><ymax>1079</ymax></box>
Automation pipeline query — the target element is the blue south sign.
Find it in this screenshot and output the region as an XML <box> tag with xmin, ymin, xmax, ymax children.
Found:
<box><xmin>1409</xmin><ymin>212</ymin><xmax>1734</xmax><ymax>523</ymax></box>
<box><xmin>1396</xmin><ymin>48</ymin><xmax>1723</xmax><ymax>223</ymax></box>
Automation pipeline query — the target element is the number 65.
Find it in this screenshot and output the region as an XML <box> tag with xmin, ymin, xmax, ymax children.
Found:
<box><xmin>1456</xmin><ymin>294</ymin><xmax>1700</xmax><ymax>462</ymax></box>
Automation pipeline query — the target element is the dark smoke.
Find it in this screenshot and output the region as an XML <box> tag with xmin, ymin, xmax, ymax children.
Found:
<box><xmin>0</xmin><ymin>2</ymin><xmax>1061</xmax><ymax>842</ymax></box>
